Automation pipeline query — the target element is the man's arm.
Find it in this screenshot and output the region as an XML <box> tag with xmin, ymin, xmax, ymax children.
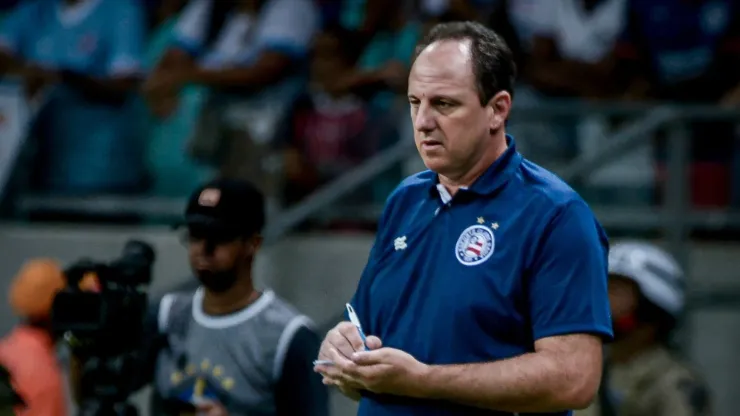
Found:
<box><xmin>420</xmin><ymin>334</ymin><xmax>602</xmax><ymax>412</ymax></box>
<box><xmin>275</xmin><ymin>326</ymin><xmax>329</xmax><ymax>416</ymax></box>
<box><xmin>186</xmin><ymin>0</ymin><xmax>318</xmax><ymax>90</ymax></box>
<box><xmin>184</xmin><ymin>51</ymin><xmax>293</xmax><ymax>89</ymax></box>
<box><xmin>416</xmin><ymin>199</ymin><xmax>612</xmax><ymax>412</ymax></box>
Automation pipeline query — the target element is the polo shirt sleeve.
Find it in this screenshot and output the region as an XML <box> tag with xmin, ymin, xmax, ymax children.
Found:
<box><xmin>254</xmin><ymin>0</ymin><xmax>319</xmax><ymax>59</ymax></box>
<box><xmin>106</xmin><ymin>0</ymin><xmax>145</xmax><ymax>76</ymax></box>
<box><xmin>172</xmin><ymin>0</ymin><xmax>211</xmax><ymax>56</ymax></box>
<box><xmin>527</xmin><ymin>0</ymin><xmax>559</xmax><ymax>38</ymax></box>
<box><xmin>0</xmin><ymin>1</ymin><xmax>37</xmax><ymax>56</ymax></box>
<box><xmin>527</xmin><ymin>199</ymin><xmax>613</xmax><ymax>341</ymax></box>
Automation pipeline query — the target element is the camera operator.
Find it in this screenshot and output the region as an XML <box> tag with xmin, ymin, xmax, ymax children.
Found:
<box><xmin>0</xmin><ymin>259</ymin><xmax>68</xmax><ymax>415</ymax></box>
<box><xmin>72</xmin><ymin>178</ymin><xmax>329</xmax><ymax>415</ymax></box>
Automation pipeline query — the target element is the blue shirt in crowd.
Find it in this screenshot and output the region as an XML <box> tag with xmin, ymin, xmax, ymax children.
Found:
<box><xmin>0</xmin><ymin>0</ymin><xmax>146</xmax><ymax>192</ymax></box>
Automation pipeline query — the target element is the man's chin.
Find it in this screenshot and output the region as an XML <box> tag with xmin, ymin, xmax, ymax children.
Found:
<box><xmin>421</xmin><ymin>156</ymin><xmax>450</xmax><ymax>173</ymax></box>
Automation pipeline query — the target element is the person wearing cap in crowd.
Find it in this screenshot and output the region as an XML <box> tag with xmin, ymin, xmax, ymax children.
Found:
<box><xmin>69</xmin><ymin>177</ymin><xmax>329</xmax><ymax>414</ymax></box>
<box><xmin>0</xmin><ymin>259</ymin><xmax>68</xmax><ymax>415</ymax></box>
<box><xmin>114</xmin><ymin>178</ymin><xmax>328</xmax><ymax>416</ymax></box>
<box><xmin>577</xmin><ymin>241</ymin><xmax>712</xmax><ymax>416</ymax></box>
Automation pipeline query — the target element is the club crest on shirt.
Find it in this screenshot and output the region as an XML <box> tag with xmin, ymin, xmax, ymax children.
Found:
<box><xmin>455</xmin><ymin>224</ymin><xmax>495</xmax><ymax>266</ymax></box>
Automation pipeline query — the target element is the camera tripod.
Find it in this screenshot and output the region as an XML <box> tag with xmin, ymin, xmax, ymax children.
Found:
<box><xmin>77</xmin><ymin>355</ymin><xmax>140</xmax><ymax>416</ymax></box>
<box><xmin>78</xmin><ymin>398</ymin><xmax>138</xmax><ymax>416</ymax></box>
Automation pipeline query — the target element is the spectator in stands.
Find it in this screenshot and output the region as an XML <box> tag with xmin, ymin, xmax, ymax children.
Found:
<box><xmin>339</xmin><ymin>0</ymin><xmax>402</xmax><ymax>46</ymax></box>
<box><xmin>616</xmin><ymin>0</ymin><xmax>739</xmax><ymax>103</ymax></box>
<box><xmin>526</xmin><ymin>0</ymin><xmax>625</xmax><ymax>99</ymax></box>
<box><xmin>333</xmin><ymin>0</ymin><xmax>422</xmax><ymax>203</ymax></box>
<box><xmin>507</xmin><ymin>0</ymin><xmax>627</xmax><ymax>163</ymax></box>
<box><xmin>0</xmin><ymin>0</ymin><xmax>147</xmax><ymax>194</ymax></box>
<box><xmin>142</xmin><ymin>0</ymin><xmax>215</xmax><ymax>197</ymax></box>
<box><xmin>486</xmin><ymin>0</ymin><xmax>553</xmax><ymax>72</ymax></box>
<box><xmin>144</xmin><ymin>0</ymin><xmax>320</xmax><ymax>198</ymax></box>
<box><xmin>282</xmin><ymin>25</ymin><xmax>375</xmax><ymax>206</ymax></box>
<box><xmin>615</xmin><ymin>0</ymin><xmax>740</xmax><ymax>208</ymax></box>
<box><xmin>334</xmin><ymin>1</ymin><xmax>419</xmax><ymax>110</ymax></box>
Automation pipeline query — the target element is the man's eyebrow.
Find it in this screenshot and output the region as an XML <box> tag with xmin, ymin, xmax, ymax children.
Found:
<box><xmin>408</xmin><ymin>93</ymin><xmax>464</xmax><ymax>101</ymax></box>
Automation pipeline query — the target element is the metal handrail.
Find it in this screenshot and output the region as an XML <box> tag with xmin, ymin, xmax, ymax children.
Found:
<box><xmin>12</xmin><ymin>101</ymin><xmax>740</xmax><ymax>246</ymax></box>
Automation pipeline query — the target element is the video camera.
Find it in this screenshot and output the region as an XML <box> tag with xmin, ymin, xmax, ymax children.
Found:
<box><xmin>51</xmin><ymin>240</ymin><xmax>156</xmax><ymax>416</ymax></box>
<box><xmin>51</xmin><ymin>240</ymin><xmax>155</xmax><ymax>357</ymax></box>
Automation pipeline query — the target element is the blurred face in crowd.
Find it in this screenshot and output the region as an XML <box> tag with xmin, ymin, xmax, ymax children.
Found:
<box><xmin>310</xmin><ymin>31</ymin><xmax>351</xmax><ymax>92</ymax></box>
<box><xmin>608</xmin><ymin>275</ymin><xmax>641</xmax><ymax>337</ymax></box>
<box><xmin>408</xmin><ymin>40</ymin><xmax>508</xmax><ymax>180</ymax></box>
<box><xmin>187</xmin><ymin>228</ymin><xmax>260</xmax><ymax>293</ymax></box>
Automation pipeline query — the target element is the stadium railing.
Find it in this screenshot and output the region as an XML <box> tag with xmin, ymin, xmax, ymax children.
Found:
<box><xmin>4</xmin><ymin>95</ymin><xmax>740</xmax><ymax>344</ymax></box>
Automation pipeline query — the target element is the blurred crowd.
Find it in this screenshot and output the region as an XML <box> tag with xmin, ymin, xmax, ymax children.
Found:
<box><xmin>0</xmin><ymin>0</ymin><xmax>739</xmax><ymax>220</ymax></box>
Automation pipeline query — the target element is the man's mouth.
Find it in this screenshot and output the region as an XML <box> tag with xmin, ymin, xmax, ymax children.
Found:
<box><xmin>421</xmin><ymin>140</ymin><xmax>442</xmax><ymax>149</ymax></box>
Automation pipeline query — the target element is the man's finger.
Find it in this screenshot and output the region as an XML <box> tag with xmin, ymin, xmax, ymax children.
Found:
<box><xmin>337</xmin><ymin>321</ymin><xmax>367</xmax><ymax>352</ymax></box>
<box><xmin>351</xmin><ymin>348</ymin><xmax>389</xmax><ymax>365</ymax></box>
<box><xmin>365</xmin><ymin>335</ymin><xmax>383</xmax><ymax>350</ymax></box>
<box><xmin>327</xmin><ymin>326</ymin><xmax>359</xmax><ymax>358</ymax></box>
<box><xmin>318</xmin><ymin>347</ymin><xmax>356</xmax><ymax>380</ymax></box>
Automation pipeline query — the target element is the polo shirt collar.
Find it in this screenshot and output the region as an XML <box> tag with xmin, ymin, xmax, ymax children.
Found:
<box><xmin>431</xmin><ymin>135</ymin><xmax>522</xmax><ymax>201</ymax></box>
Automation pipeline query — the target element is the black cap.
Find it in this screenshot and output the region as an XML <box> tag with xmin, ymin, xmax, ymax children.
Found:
<box><xmin>184</xmin><ymin>178</ymin><xmax>265</xmax><ymax>237</ymax></box>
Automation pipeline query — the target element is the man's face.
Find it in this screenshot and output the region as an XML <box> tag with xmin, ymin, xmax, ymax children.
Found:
<box><xmin>186</xmin><ymin>228</ymin><xmax>260</xmax><ymax>292</ymax></box>
<box><xmin>188</xmin><ymin>237</ymin><xmax>243</xmax><ymax>276</ymax></box>
<box><xmin>407</xmin><ymin>40</ymin><xmax>508</xmax><ymax>178</ymax></box>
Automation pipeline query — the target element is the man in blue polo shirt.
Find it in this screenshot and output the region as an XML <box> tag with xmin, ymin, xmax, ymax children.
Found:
<box><xmin>315</xmin><ymin>21</ymin><xmax>612</xmax><ymax>416</ymax></box>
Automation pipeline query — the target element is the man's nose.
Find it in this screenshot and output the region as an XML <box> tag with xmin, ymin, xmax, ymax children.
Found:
<box><xmin>413</xmin><ymin>103</ymin><xmax>436</xmax><ymax>132</ymax></box>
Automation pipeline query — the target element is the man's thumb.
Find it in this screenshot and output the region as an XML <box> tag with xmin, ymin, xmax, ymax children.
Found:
<box><xmin>366</xmin><ymin>335</ymin><xmax>383</xmax><ymax>350</ymax></box>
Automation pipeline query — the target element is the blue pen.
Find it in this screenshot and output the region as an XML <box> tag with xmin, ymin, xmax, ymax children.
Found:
<box><xmin>346</xmin><ymin>303</ymin><xmax>367</xmax><ymax>348</ymax></box>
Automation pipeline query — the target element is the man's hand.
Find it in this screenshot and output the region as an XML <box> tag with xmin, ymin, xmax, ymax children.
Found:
<box><xmin>318</xmin><ymin>321</ymin><xmax>368</xmax><ymax>360</ymax></box>
<box><xmin>142</xmin><ymin>70</ymin><xmax>187</xmax><ymax>118</ymax></box>
<box><xmin>315</xmin><ymin>322</ymin><xmax>380</xmax><ymax>399</ymax></box>
<box><xmin>143</xmin><ymin>70</ymin><xmax>187</xmax><ymax>96</ymax></box>
<box><xmin>340</xmin><ymin>347</ymin><xmax>429</xmax><ymax>397</ymax></box>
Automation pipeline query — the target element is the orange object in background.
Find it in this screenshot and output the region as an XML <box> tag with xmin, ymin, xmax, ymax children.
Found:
<box><xmin>0</xmin><ymin>259</ymin><xmax>68</xmax><ymax>415</ymax></box>
<box><xmin>8</xmin><ymin>259</ymin><xmax>65</xmax><ymax>320</ymax></box>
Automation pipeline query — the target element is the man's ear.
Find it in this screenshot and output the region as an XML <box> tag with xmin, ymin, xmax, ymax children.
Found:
<box><xmin>487</xmin><ymin>90</ymin><xmax>512</xmax><ymax>133</ymax></box>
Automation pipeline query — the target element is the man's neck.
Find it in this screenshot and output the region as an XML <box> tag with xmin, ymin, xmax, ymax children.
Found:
<box><xmin>438</xmin><ymin>133</ymin><xmax>508</xmax><ymax>196</ymax></box>
<box><xmin>201</xmin><ymin>277</ymin><xmax>260</xmax><ymax>316</ymax></box>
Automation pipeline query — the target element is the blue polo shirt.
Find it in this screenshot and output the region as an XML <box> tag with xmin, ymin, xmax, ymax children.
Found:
<box><xmin>350</xmin><ymin>136</ymin><xmax>612</xmax><ymax>416</ymax></box>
